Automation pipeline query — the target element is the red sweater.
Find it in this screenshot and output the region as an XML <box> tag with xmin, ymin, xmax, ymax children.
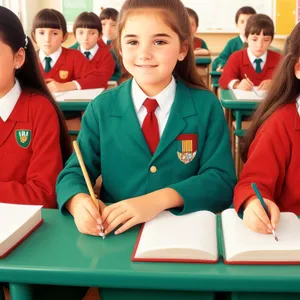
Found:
<box><xmin>234</xmin><ymin>103</ymin><xmax>300</xmax><ymax>215</ymax></box>
<box><xmin>39</xmin><ymin>47</ymin><xmax>107</xmax><ymax>89</ymax></box>
<box><xmin>86</xmin><ymin>39</ymin><xmax>115</xmax><ymax>85</ymax></box>
<box><xmin>0</xmin><ymin>92</ymin><xmax>62</xmax><ymax>208</ymax></box>
<box><xmin>193</xmin><ymin>37</ymin><xmax>203</xmax><ymax>49</ymax></box>
<box><xmin>219</xmin><ymin>48</ymin><xmax>281</xmax><ymax>89</ymax></box>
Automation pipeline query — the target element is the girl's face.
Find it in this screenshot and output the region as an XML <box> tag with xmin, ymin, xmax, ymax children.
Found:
<box><xmin>0</xmin><ymin>39</ymin><xmax>24</xmax><ymax>97</ymax></box>
<box><xmin>35</xmin><ymin>28</ymin><xmax>66</xmax><ymax>55</ymax></box>
<box><xmin>236</xmin><ymin>14</ymin><xmax>253</xmax><ymax>37</ymax></box>
<box><xmin>75</xmin><ymin>28</ymin><xmax>100</xmax><ymax>50</ymax></box>
<box><xmin>247</xmin><ymin>30</ymin><xmax>272</xmax><ymax>58</ymax></box>
<box><xmin>101</xmin><ymin>18</ymin><xmax>117</xmax><ymax>40</ymax></box>
<box><xmin>189</xmin><ymin>16</ymin><xmax>197</xmax><ymax>36</ymax></box>
<box><xmin>120</xmin><ymin>10</ymin><xmax>188</xmax><ymax>96</ymax></box>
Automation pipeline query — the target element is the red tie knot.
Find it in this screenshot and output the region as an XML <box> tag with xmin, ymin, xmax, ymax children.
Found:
<box><xmin>143</xmin><ymin>98</ymin><xmax>159</xmax><ymax>113</ymax></box>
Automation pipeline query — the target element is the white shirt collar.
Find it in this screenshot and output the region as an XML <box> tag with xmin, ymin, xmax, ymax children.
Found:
<box><xmin>131</xmin><ymin>76</ymin><xmax>176</xmax><ymax>117</ymax></box>
<box><xmin>239</xmin><ymin>35</ymin><xmax>245</xmax><ymax>43</ymax></box>
<box><xmin>80</xmin><ymin>43</ymin><xmax>99</xmax><ymax>60</ymax></box>
<box><xmin>39</xmin><ymin>47</ymin><xmax>62</xmax><ymax>66</ymax></box>
<box><xmin>296</xmin><ymin>95</ymin><xmax>300</xmax><ymax>116</ymax></box>
<box><xmin>102</xmin><ymin>36</ymin><xmax>108</xmax><ymax>44</ymax></box>
<box><xmin>247</xmin><ymin>47</ymin><xmax>267</xmax><ymax>64</ymax></box>
<box><xmin>0</xmin><ymin>79</ymin><xmax>21</xmax><ymax>122</ymax></box>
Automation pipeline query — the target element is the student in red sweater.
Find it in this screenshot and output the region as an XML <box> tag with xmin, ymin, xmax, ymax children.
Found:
<box><xmin>234</xmin><ymin>22</ymin><xmax>300</xmax><ymax>234</ymax></box>
<box><xmin>31</xmin><ymin>9</ymin><xmax>102</xmax><ymax>92</ymax></box>
<box><xmin>219</xmin><ymin>14</ymin><xmax>281</xmax><ymax>91</ymax></box>
<box><xmin>0</xmin><ymin>6</ymin><xmax>71</xmax><ymax>208</ymax></box>
<box><xmin>72</xmin><ymin>12</ymin><xmax>115</xmax><ymax>84</ymax></box>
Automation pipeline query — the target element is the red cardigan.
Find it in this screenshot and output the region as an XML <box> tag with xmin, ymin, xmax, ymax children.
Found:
<box><xmin>0</xmin><ymin>92</ymin><xmax>62</xmax><ymax>208</ymax></box>
<box><xmin>39</xmin><ymin>47</ymin><xmax>107</xmax><ymax>89</ymax></box>
<box><xmin>193</xmin><ymin>37</ymin><xmax>203</xmax><ymax>49</ymax></box>
<box><xmin>234</xmin><ymin>103</ymin><xmax>300</xmax><ymax>215</ymax></box>
<box><xmin>85</xmin><ymin>39</ymin><xmax>115</xmax><ymax>85</ymax></box>
<box><xmin>219</xmin><ymin>48</ymin><xmax>281</xmax><ymax>89</ymax></box>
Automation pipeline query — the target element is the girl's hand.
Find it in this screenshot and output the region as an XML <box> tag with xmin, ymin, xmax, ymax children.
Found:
<box><xmin>46</xmin><ymin>79</ymin><xmax>66</xmax><ymax>92</ymax></box>
<box><xmin>237</xmin><ymin>79</ymin><xmax>253</xmax><ymax>90</ymax></box>
<box><xmin>216</xmin><ymin>65</ymin><xmax>224</xmax><ymax>72</ymax></box>
<box><xmin>243</xmin><ymin>197</ymin><xmax>280</xmax><ymax>234</ymax></box>
<box><xmin>101</xmin><ymin>194</ymin><xmax>165</xmax><ymax>235</ymax></box>
<box><xmin>257</xmin><ymin>79</ymin><xmax>272</xmax><ymax>91</ymax></box>
<box><xmin>66</xmin><ymin>193</ymin><xmax>107</xmax><ymax>236</ymax></box>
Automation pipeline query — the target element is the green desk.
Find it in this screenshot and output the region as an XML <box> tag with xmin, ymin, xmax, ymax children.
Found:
<box><xmin>195</xmin><ymin>56</ymin><xmax>211</xmax><ymax>65</ymax></box>
<box><xmin>1</xmin><ymin>210</ymin><xmax>300</xmax><ymax>300</ymax></box>
<box><xmin>209</xmin><ymin>71</ymin><xmax>221</xmax><ymax>95</ymax></box>
<box><xmin>57</xmin><ymin>101</ymin><xmax>89</xmax><ymax>112</ymax></box>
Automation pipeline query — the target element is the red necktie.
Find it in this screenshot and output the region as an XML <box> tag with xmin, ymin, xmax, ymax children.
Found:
<box><xmin>142</xmin><ymin>98</ymin><xmax>160</xmax><ymax>154</ymax></box>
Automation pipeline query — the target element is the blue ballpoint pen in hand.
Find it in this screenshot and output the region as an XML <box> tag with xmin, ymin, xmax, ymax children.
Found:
<box><xmin>251</xmin><ymin>182</ymin><xmax>279</xmax><ymax>242</ymax></box>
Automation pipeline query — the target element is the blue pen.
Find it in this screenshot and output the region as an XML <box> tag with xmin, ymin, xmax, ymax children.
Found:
<box><xmin>251</xmin><ymin>183</ymin><xmax>278</xmax><ymax>241</ymax></box>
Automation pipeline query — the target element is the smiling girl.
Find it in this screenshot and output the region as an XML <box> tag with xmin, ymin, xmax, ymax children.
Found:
<box><xmin>56</xmin><ymin>0</ymin><xmax>236</xmax><ymax>237</ymax></box>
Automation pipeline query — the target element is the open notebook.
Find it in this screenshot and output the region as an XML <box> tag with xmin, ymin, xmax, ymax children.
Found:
<box><xmin>53</xmin><ymin>88</ymin><xmax>104</xmax><ymax>102</ymax></box>
<box><xmin>232</xmin><ymin>87</ymin><xmax>267</xmax><ymax>101</ymax></box>
<box><xmin>0</xmin><ymin>203</ymin><xmax>43</xmax><ymax>258</ymax></box>
<box><xmin>132</xmin><ymin>209</ymin><xmax>300</xmax><ymax>264</ymax></box>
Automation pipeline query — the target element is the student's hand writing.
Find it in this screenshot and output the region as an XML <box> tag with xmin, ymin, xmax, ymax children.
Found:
<box><xmin>101</xmin><ymin>194</ymin><xmax>165</xmax><ymax>235</ymax></box>
<box><xmin>257</xmin><ymin>79</ymin><xmax>272</xmax><ymax>91</ymax></box>
<box><xmin>216</xmin><ymin>65</ymin><xmax>224</xmax><ymax>72</ymax></box>
<box><xmin>243</xmin><ymin>197</ymin><xmax>280</xmax><ymax>234</ymax></box>
<box><xmin>66</xmin><ymin>193</ymin><xmax>107</xmax><ymax>236</ymax></box>
<box><xmin>237</xmin><ymin>79</ymin><xmax>253</xmax><ymax>91</ymax></box>
<box><xmin>47</xmin><ymin>79</ymin><xmax>66</xmax><ymax>92</ymax></box>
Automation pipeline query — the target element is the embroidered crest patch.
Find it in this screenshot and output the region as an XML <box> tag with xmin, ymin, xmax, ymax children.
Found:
<box><xmin>176</xmin><ymin>134</ymin><xmax>197</xmax><ymax>164</ymax></box>
<box><xmin>59</xmin><ymin>70</ymin><xmax>69</xmax><ymax>80</ymax></box>
<box><xmin>15</xmin><ymin>130</ymin><xmax>31</xmax><ymax>148</ymax></box>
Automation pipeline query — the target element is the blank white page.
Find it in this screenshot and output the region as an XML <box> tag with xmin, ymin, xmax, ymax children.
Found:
<box><xmin>0</xmin><ymin>203</ymin><xmax>42</xmax><ymax>243</ymax></box>
<box><xmin>54</xmin><ymin>88</ymin><xmax>104</xmax><ymax>102</ymax></box>
<box><xmin>135</xmin><ymin>210</ymin><xmax>217</xmax><ymax>260</ymax></box>
<box><xmin>232</xmin><ymin>88</ymin><xmax>267</xmax><ymax>101</ymax></box>
<box><xmin>222</xmin><ymin>209</ymin><xmax>300</xmax><ymax>262</ymax></box>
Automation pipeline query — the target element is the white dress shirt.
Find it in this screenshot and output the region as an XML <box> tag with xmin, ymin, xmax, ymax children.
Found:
<box><xmin>102</xmin><ymin>36</ymin><xmax>109</xmax><ymax>45</ymax></box>
<box><xmin>39</xmin><ymin>47</ymin><xmax>81</xmax><ymax>90</ymax></box>
<box><xmin>229</xmin><ymin>48</ymin><xmax>268</xmax><ymax>90</ymax></box>
<box><xmin>131</xmin><ymin>76</ymin><xmax>176</xmax><ymax>137</ymax></box>
<box><xmin>80</xmin><ymin>43</ymin><xmax>99</xmax><ymax>60</ymax></box>
<box><xmin>0</xmin><ymin>79</ymin><xmax>21</xmax><ymax>122</ymax></box>
<box><xmin>296</xmin><ymin>96</ymin><xmax>300</xmax><ymax>116</ymax></box>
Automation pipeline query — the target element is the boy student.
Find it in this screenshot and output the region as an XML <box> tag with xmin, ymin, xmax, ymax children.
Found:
<box><xmin>219</xmin><ymin>14</ymin><xmax>281</xmax><ymax>91</ymax></box>
<box><xmin>72</xmin><ymin>12</ymin><xmax>115</xmax><ymax>84</ymax></box>
<box><xmin>186</xmin><ymin>7</ymin><xmax>210</xmax><ymax>56</ymax></box>
<box><xmin>212</xmin><ymin>6</ymin><xmax>256</xmax><ymax>72</ymax></box>
<box><xmin>100</xmin><ymin>8</ymin><xmax>118</xmax><ymax>46</ymax></box>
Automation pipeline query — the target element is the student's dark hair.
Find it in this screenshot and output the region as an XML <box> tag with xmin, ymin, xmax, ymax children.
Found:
<box><xmin>245</xmin><ymin>14</ymin><xmax>274</xmax><ymax>40</ymax></box>
<box><xmin>100</xmin><ymin>8</ymin><xmax>119</xmax><ymax>21</ymax></box>
<box><xmin>186</xmin><ymin>7</ymin><xmax>199</xmax><ymax>28</ymax></box>
<box><xmin>241</xmin><ymin>22</ymin><xmax>300</xmax><ymax>162</ymax></box>
<box><xmin>115</xmin><ymin>0</ymin><xmax>207</xmax><ymax>90</ymax></box>
<box><xmin>31</xmin><ymin>9</ymin><xmax>67</xmax><ymax>42</ymax></box>
<box><xmin>235</xmin><ymin>6</ymin><xmax>256</xmax><ymax>24</ymax></box>
<box><xmin>0</xmin><ymin>6</ymin><xmax>71</xmax><ymax>163</ymax></box>
<box><xmin>73</xmin><ymin>12</ymin><xmax>102</xmax><ymax>35</ymax></box>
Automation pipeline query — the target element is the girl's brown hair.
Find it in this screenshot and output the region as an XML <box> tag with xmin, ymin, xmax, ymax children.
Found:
<box><xmin>31</xmin><ymin>9</ymin><xmax>67</xmax><ymax>42</ymax></box>
<box><xmin>73</xmin><ymin>12</ymin><xmax>102</xmax><ymax>35</ymax></box>
<box><xmin>241</xmin><ymin>22</ymin><xmax>300</xmax><ymax>162</ymax></box>
<box><xmin>100</xmin><ymin>8</ymin><xmax>119</xmax><ymax>21</ymax></box>
<box><xmin>245</xmin><ymin>14</ymin><xmax>274</xmax><ymax>40</ymax></box>
<box><xmin>235</xmin><ymin>6</ymin><xmax>256</xmax><ymax>24</ymax></box>
<box><xmin>0</xmin><ymin>6</ymin><xmax>71</xmax><ymax>163</ymax></box>
<box><xmin>114</xmin><ymin>0</ymin><xmax>207</xmax><ymax>90</ymax></box>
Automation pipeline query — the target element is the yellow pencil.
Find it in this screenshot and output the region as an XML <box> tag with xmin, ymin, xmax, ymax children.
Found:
<box><xmin>73</xmin><ymin>141</ymin><xmax>105</xmax><ymax>239</ymax></box>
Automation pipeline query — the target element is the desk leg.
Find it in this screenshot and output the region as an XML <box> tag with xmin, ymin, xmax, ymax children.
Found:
<box><xmin>9</xmin><ymin>283</ymin><xmax>32</xmax><ymax>300</ymax></box>
<box><xmin>99</xmin><ymin>288</ymin><xmax>214</xmax><ymax>300</ymax></box>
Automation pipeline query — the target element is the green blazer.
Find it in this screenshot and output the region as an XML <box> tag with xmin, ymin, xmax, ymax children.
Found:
<box><xmin>69</xmin><ymin>42</ymin><xmax>122</xmax><ymax>81</ymax></box>
<box><xmin>56</xmin><ymin>79</ymin><xmax>236</xmax><ymax>215</ymax></box>
<box><xmin>212</xmin><ymin>36</ymin><xmax>244</xmax><ymax>71</ymax></box>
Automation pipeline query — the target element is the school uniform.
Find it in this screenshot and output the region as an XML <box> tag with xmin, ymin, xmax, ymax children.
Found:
<box><xmin>70</xmin><ymin>39</ymin><xmax>122</xmax><ymax>81</ymax></box>
<box><xmin>0</xmin><ymin>80</ymin><xmax>62</xmax><ymax>208</ymax></box>
<box><xmin>234</xmin><ymin>101</ymin><xmax>300</xmax><ymax>216</ymax></box>
<box><xmin>212</xmin><ymin>35</ymin><xmax>244</xmax><ymax>71</ymax></box>
<box><xmin>39</xmin><ymin>47</ymin><xmax>103</xmax><ymax>89</ymax></box>
<box><xmin>219</xmin><ymin>48</ymin><xmax>281</xmax><ymax>89</ymax></box>
<box><xmin>56</xmin><ymin>77</ymin><xmax>236</xmax><ymax>214</ymax></box>
<box><xmin>193</xmin><ymin>36</ymin><xmax>209</xmax><ymax>50</ymax></box>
